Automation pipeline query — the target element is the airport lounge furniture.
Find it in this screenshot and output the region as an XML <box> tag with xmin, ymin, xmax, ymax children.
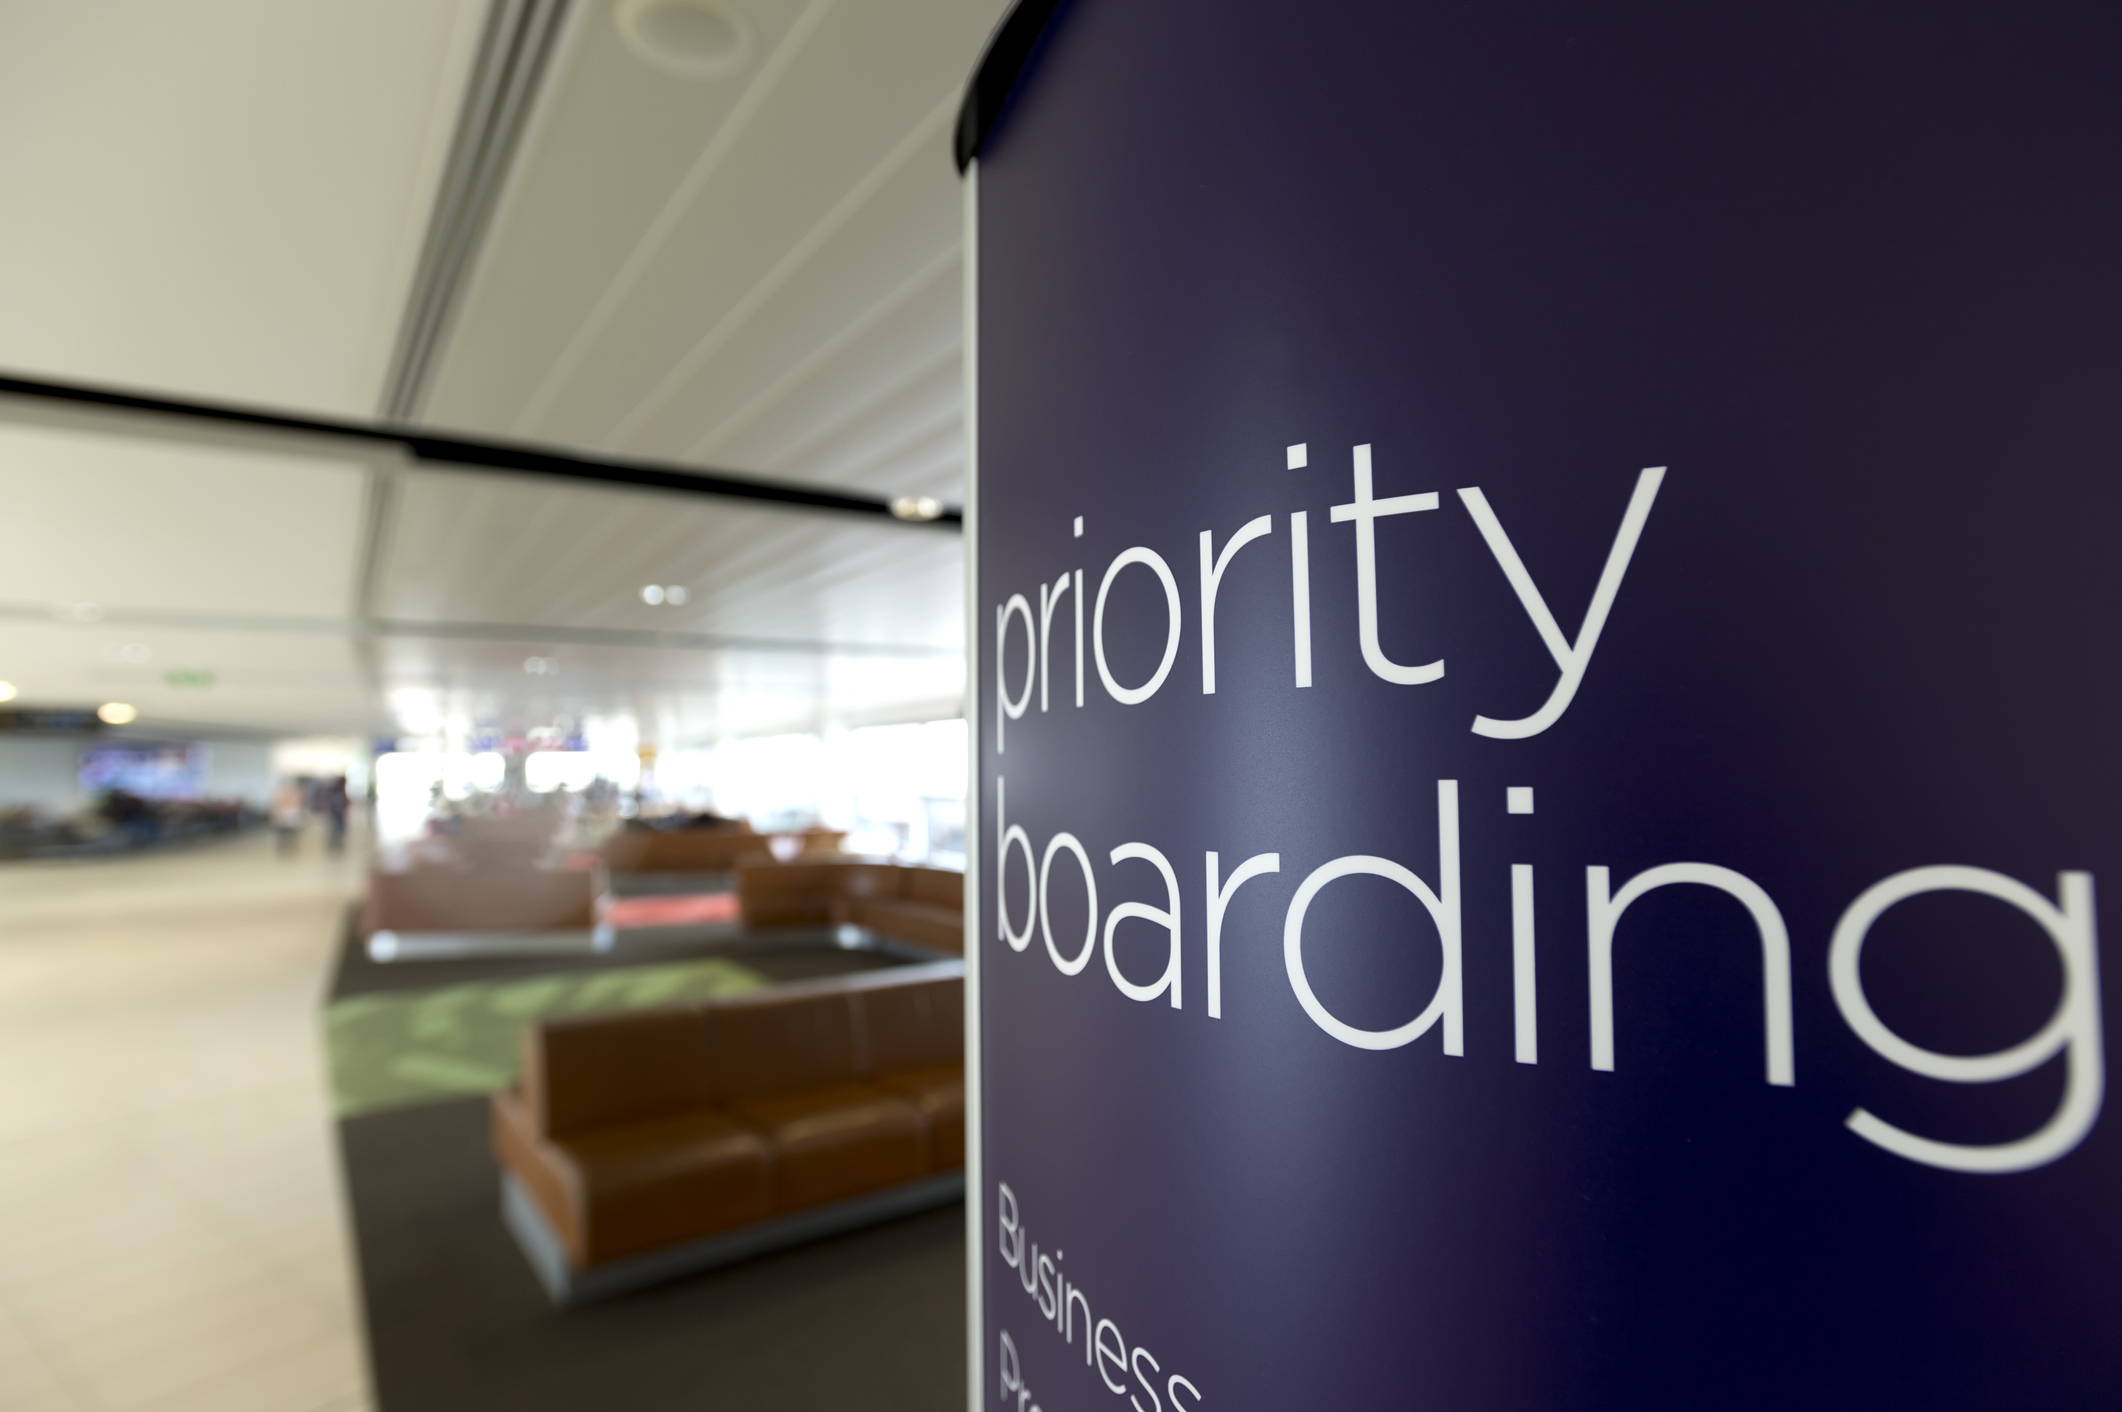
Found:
<box><xmin>602</xmin><ymin>823</ymin><xmax>852</xmax><ymax>875</ymax></box>
<box><xmin>491</xmin><ymin>961</ymin><xmax>964</xmax><ymax>1304</ymax></box>
<box><xmin>602</xmin><ymin>822</ymin><xmax>766</xmax><ymax>874</ymax></box>
<box><xmin>361</xmin><ymin>860</ymin><xmax>611</xmax><ymax>960</ymax></box>
<box><xmin>737</xmin><ymin>862</ymin><xmax>963</xmax><ymax>954</ymax></box>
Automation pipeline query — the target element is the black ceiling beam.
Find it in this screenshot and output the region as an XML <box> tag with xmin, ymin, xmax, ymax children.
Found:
<box><xmin>0</xmin><ymin>370</ymin><xmax>962</xmax><ymax>528</ymax></box>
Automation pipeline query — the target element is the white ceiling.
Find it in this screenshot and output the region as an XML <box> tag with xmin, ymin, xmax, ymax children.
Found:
<box><xmin>0</xmin><ymin>0</ymin><xmax>1001</xmax><ymax>748</ymax></box>
<box><xmin>426</xmin><ymin>0</ymin><xmax>987</xmax><ymax>500</ymax></box>
<box><xmin>0</xmin><ymin>0</ymin><xmax>485</xmax><ymax>415</ymax></box>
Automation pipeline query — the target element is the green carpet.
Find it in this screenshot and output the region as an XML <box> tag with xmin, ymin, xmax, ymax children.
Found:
<box><xmin>324</xmin><ymin>958</ymin><xmax>768</xmax><ymax>1118</ymax></box>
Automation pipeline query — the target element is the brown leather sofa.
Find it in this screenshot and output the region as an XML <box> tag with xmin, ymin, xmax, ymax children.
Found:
<box><xmin>737</xmin><ymin>863</ymin><xmax>963</xmax><ymax>954</ymax></box>
<box><xmin>491</xmin><ymin>962</ymin><xmax>963</xmax><ymax>1303</ymax></box>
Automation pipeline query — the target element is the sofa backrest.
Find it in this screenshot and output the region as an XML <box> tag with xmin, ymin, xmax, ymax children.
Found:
<box><xmin>902</xmin><ymin>867</ymin><xmax>963</xmax><ymax>909</ymax></box>
<box><xmin>604</xmin><ymin>827</ymin><xmax>764</xmax><ymax>874</ymax></box>
<box><xmin>525</xmin><ymin>1005</ymin><xmax>714</xmax><ymax>1139</ymax></box>
<box><xmin>367</xmin><ymin>866</ymin><xmax>599</xmax><ymax>934</ymax></box>
<box><xmin>520</xmin><ymin>964</ymin><xmax>965</xmax><ymax>1137</ymax></box>
<box><xmin>707</xmin><ymin>988</ymin><xmax>862</xmax><ymax>1101</ymax></box>
<box><xmin>856</xmin><ymin>974</ymin><xmax>962</xmax><ymax>1073</ymax></box>
<box><xmin>737</xmin><ymin>862</ymin><xmax>968</xmax><ymax>930</ymax></box>
<box><xmin>737</xmin><ymin>862</ymin><xmax>901</xmax><ymax>928</ymax></box>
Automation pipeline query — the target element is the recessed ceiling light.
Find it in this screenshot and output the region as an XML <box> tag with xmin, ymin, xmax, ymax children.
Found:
<box><xmin>641</xmin><ymin>584</ymin><xmax>665</xmax><ymax>605</ymax></box>
<box><xmin>524</xmin><ymin>657</ymin><xmax>559</xmax><ymax>676</ymax></box>
<box><xmin>97</xmin><ymin>702</ymin><xmax>137</xmax><ymax>725</ymax></box>
<box><xmin>617</xmin><ymin>0</ymin><xmax>750</xmax><ymax>78</ymax></box>
<box><xmin>890</xmin><ymin>496</ymin><xmax>944</xmax><ymax>521</ymax></box>
<box><xmin>664</xmin><ymin>585</ymin><xmax>689</xmax><ymax>605</ymax></box>
<box><xmin>0</xmin><ymin>682</ymin><xmax>16</xmax><ymax>703</ymax></box>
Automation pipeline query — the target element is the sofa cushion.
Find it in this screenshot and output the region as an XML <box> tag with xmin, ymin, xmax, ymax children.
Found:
<box><xmin>526</xmin><ymin>1006</ymin><xmax>715</xmax><ymax>1139</ymax></box>
<box><xmin>559</xmin><ymin>1112</ymin><xmax>774</xmax><ymax>1266</ymax></box>
<box><xmin>707</xmin><ymin>991</ymin><xmax>860</xmax><ymax>1102</ymax></box>
<box><xmin>728</xmin><ymin>1085</ymin><xmax>925</xmax><ymax>1212</ymax></box>
<box><xmin>872</xmin><ymin>1066</ymin><xmax>964</xmax><ymax>1172</ymax></box>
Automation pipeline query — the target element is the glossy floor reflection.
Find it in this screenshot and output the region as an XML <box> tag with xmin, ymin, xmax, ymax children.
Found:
<box><xmin>0</xmin><ymin>831</ymin><xmax>370</xmax><ymax>1412</ymax></box>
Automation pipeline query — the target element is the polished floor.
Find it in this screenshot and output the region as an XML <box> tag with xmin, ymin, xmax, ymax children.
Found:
<box><xmin>0</xmin><ymin>831</ymin><xmax>370</xmax><ymax>1412</ymax></box>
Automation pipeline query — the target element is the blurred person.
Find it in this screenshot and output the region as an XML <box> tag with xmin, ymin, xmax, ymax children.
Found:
<box><xmin>270</xmin><ymin>779</ymin><xmax>306</xmax><ymax>856</ymax></box>
<box><xmin>98</xmin><ymin>788</ymin><xmax>157</xmax><ymax>849</ymax></box>
<box><xmin>321</xmin><ymin>775</ymin><xmax>349</xmax><ymax>853</ymax></box>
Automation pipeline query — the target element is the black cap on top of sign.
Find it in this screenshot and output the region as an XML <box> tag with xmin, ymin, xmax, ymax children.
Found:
<box><xmin>954</xmin><ymin>0</ymin><xmax>1071</xmax><ymax>173</ymax></box>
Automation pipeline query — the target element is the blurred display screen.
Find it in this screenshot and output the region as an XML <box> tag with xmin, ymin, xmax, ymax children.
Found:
<box><xmin>79</xmin><ymin>745</ymin><xmax>205</xmax><ymax>799</ymax></box>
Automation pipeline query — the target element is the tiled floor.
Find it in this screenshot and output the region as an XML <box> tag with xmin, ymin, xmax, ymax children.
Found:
<box><xmin>0</xmin><ymin>832</ymin><xmax>370</xmax><ymax>1412</ymax></box>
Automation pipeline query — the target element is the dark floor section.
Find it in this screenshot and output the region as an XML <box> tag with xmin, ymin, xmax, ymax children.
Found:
<box><xmin>340</xmin><ymin>1098</ymin><xmax>967</xmax><ymax>1412</ymax></box>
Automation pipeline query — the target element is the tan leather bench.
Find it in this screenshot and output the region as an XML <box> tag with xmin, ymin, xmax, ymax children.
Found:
<box><xmin>491</xmin><ymin>962</ymin><xmax>963</xmax><ymax>1303</ymax></box>
<box><xmin>737</xmin><ymin>863</ymin><xmax>964</xmax><ymax>954</ymax></box>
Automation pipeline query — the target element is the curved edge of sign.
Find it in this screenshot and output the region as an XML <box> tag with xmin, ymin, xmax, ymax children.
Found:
<box><xmin>953</xmin><ymin>0</ymin><xmax>1072</xmax><ymax>174</ymax></box>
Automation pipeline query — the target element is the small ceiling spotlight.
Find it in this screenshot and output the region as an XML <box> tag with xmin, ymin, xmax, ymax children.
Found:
<box><xmin>523</xmin><ymin>656</ymin><xmax>560</xmax><ymax>676</ymax></box>
<box><xmin>0</xmin><ymin>682</ymin><xmax>16</xmax><ymax>703</ymax></box>
<box><xmin>97</xmin><ymin>702</ymin><xmax>138</xmax><ymax>725</ymax></box>
<box><xmin>100</xmin><ymin>644</ymin><xmax>151</xmax><ymax>664</ymax></box>
<box><xmin>890</xmin><ymin>496</ymin><xmax>944</xmax><ymax>521</ymax></box>
<box><xmin>641</xmin><ymin>584</ymin><xmax>689</xmax><ymax>605</ymax></box>
<box><xmin>641</xmin><ymin>584</ymin><xmax>664</xmax><ymax>605</ymax></box>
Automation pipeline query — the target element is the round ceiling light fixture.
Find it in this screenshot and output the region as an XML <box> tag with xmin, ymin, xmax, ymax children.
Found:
<box><xmin>0</xmin><ymin>681</ymin><xmax>16</xmax><ymax>702</ymax></box>
<box><xmin>97</xmin><ymin>702</ymin><xmax>138</xmax><ymax>725</ymax></box>
<box><xmin>617</xmin><ymin>0</ymin><xmax>750</xmax><ymax>78</ymax></box>
<box><xmin>890</xmin><ymin>496</ymin><xmax>944</xmax><ymax>522</ymax></box>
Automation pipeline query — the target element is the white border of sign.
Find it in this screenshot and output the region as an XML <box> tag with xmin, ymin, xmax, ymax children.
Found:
<box><xmin>961</xmin><ymin>156</ymin><xmax>985</xmax><ymax>1412</ymax></box>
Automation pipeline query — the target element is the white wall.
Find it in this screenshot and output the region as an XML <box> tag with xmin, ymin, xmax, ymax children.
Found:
<box><xmin>0</xmin><ymin>737</ymin><xmax>84</xmax><ymax>813</ymax></box>
<box><xmin>202</xmin><ymin>742</ymin><xmax>275</xmax><ymax>808</ymax></box>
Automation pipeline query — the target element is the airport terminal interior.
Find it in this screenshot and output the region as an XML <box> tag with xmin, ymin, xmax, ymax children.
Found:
<box><xmin>0</xmin><ymin>2</ymin><xmax>997</xmax><ymax>1408</ymax></box>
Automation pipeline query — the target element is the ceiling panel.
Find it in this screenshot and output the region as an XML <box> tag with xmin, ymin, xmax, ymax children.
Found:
<box><xmin>705</xmin><ymin>257</ymin><xmax>963</xmax><ymax>484</ymax></box>
<box><xmin>0</xmin><ymin>425</ymin><xmax>367</xmax><ymax>619</ymax></box>
<box><xmin>0</xmin><ymin>0</ymin><xmax>484</xmax><ymax>415</ymax></box>
<box><xmin>425</xmin><ymin>0</ymin><xmax>999</xmax><ymax>483</ymax></box>
<box><xmin>374</xmin><ymin>469</ymin><xmax>962</xmax><ymax>651</ymax></box>
<box><xmin>419</xmin><ymin>0</ymin><xmax>822</xmax><ymax>432</ymax></box>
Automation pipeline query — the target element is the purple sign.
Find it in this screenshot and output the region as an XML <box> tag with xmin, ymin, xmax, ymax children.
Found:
<box><xmin>966</xmin><ymin>2</ymin><xmax>2122</xmax><ymax>1408</ymax></box>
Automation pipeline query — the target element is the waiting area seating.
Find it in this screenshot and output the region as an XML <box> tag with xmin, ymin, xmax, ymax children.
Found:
<box><xmin>490</xmin><ymin>962</ymin><xmax>964</xmax><ymax>1303</ymax></box>
<box><xmin>737</xmin><ymin>862</ymin><xmax>963</xmax><ymax>954</ymax></box>
<box><xmin>601</xmin><ymin>822</ymin><xmax>764</xmax><ymax>873</ymax></box>
<box><xmin>361</xmin><ymin>865</ymin><xmax>604</xmax><ymax>939</ymax></box>
<box><xmin>364</xmin><ymin>814</ymin><xmax>610</xmax><ymax>958</ymax></box>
